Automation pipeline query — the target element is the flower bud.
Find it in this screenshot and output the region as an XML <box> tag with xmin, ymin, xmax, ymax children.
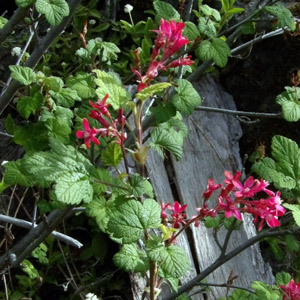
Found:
<box><xmin>124</xmin><ymin>4</ymin><xmax>133</xmax><ymax>13</ymax></box>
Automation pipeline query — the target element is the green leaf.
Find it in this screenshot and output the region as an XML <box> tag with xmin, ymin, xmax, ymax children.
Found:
<box><xmin>171</xmin><ymin>79</ymin><xmax>201</xmax><ymax>115</ymax></box>
<box><xmin>198</xmin><ymin>17</ymin><xmax>217</xmax><ymax>38</ymax></box>
<box><xmin>87</xmin><ymin>40</ymin><xmax>120</xmax><ymax>61</ymax></box>
<box><xmin>66</xmin><ymin>73</ymin><xmax>96</xmax><ymax>98</ymax></box>
<box><xmin>200</xmin><ymin>4</ymin><xmax>221</xmax><ymax>21</ymax></box>
<box><xmin>44</xmin><ymin>117</ymin><xmax>71</xmax><ymax>144</ymax></box>
<box><xmin>130</xmin><ymin>174</ymin><xmax>154</xmax><ymax>198</ymax></box>
<box><xmin>49</xmin><ymin>88</ymin><xmax>81</xmax><ymax>107</ymax></box>
<box><xmin>252</xmin><ymin>135</ymin><xmax>300</xmax><ymax>193</ymax></box>
<box><xmin>160</xmin><ymin>245</ymin><xmax>190</xmax><ymax>278</ymax></box>
<box><xmin>275</xmin><ymin>272</ymin><xmax>291</xmax><ymax>286</ymax></box>
<box><xmin>284</xmin><ymin>234</ymin><xmax>299</xmax><ymax>252</ymax></box>
<box><xmin>22</xmin><ymin>139</ymin><xmax>93</xmax><ymax>189</ymax></box>
<box><xmin>94</xmin><ymin>70</ymin><xmax>131</xmax><ymax>110</ymax></box>
<box><xmin>3</xmin><ymin>160</ymin><xmax>34</xmax><ymax>187</ymax></box>
<box><xmin>17</xmin><ymin>92</ymin><xmax>44</xmax><ymax>119</ymax></box>
<box><xmin>32</xmin><ymin>243</ymin><xmax>48</xmax><ymax>264</ymax></box>
<box><xmin>42</xmin><ymin>76</ymin><xmax>64</xmax><ymax>92</ymax></box>
<box><xmin>91</xmin><ymin>167</ymin><xmax>128</xmax><ymax>194</ymax></box>
<box><xmin>5</xmin><ymin>114</ymin><xmax>15</xmax><ymax>134</ymax></box>
<box><xmin>196</xmin><ymin>38</ymin><xmax>231</xmax><ymax>67</ymax></box>
<box><xmin>107</xmin><ymin>198</ymin><xmax>161</xmax><ymax>244</ymax></box>
<box><xmin>150</xmin><ymin>116</ymin><xmax>187</xmax><ymax>160</ymax></box>
<box><xmin>113</xmin><ymin>244</ymin><xmax>149</xmax><ymax>273</ymax></box>
<box><xmin>146</xmin><ymin>237</ymin><xmax>168</xmax><ymax>262</ymax></box>
<box><xmin>21</xmin><ymin>260</ymin><xmax>39</xmax><ymax>279</ymax></box>
<box><xmin>86</xmin><ymin>196</ymin><xmax>115</xmax><ymax>232</ymax></box>
<box><xmin>151</xmin><ymin>101</ymin><xmax>177</xmax><ymax>123</ymax></box>
<box><xmin>9</xmin><ymin>65</ymin><xmax>36</xmax><ymax>85</ymax></box>
<box><xmin>0</xmin><ymin>17</ymin><xmax>8</xmax><ymax>29</ymax></box>
<box><xmin>276</xmin><ymin>87</ymin><xmax>300</xmax><ymax>122</ymax></box>
<box><xmin>283</xmin><ymin>203</ymin><xmax>300</xmax><ymax>227</ymax></box>
<box><xmin>35</xmin><ymin>0</ymin><xmax>69</xmax><ymax>26</ymax></box>
<box><xmin>153</xmin><ymin>1</ymin><xmax>180</xmax><ymax>22</ymax></box>
<box><xmin>137</xmin><ymin>82</ymin><xmax>171</xmax><ymax>102</ymax></box>
<box><xmin>204</xmin><ymin>216</ymin><xmax>220</xmax><ymax>228</ymax></box>
<box><xmin>101</xmin><ymin>142</ymin><xmax>123</xmax><ymax>167</ymax></box>
<box><xmin>14</xmin><ymin>122</ymin><xmax>49</xmax><ymax>152</ymax></box>
<box><xmin>55</xmin><ymin>173</ymin><xmax>93</xmax><ymax>204</ymax></box>
<box><xmin>264</xmin><ymin>3</ymin><xmax>296</xmax><ymax>31</ymax></box>
<box><xmin>183</xmin><ymin>21</ymin><xmax>199</xmax><ymax>40</ymax></box>
<box><xmin>252</xmin><ymin>281</ymin><xmax>281</xmax><ymax>299</ymax></box>
<box><xmin>15</xmin><ymin>0</ymin><xmax>36</xmax><ymax>8</ymax></box>
<box><xmin>226</xmin><ymin>288</ymin><xmax>256</xmax><ymax>300</ymax></box>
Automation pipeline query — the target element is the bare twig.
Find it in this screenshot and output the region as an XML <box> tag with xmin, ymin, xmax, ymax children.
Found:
<box><xmin>0</xmin><ymin>207</ymin><xmax>73</xmax><ymax>271</ymax></box>
<box><xmin>0</xmin><ymin>7</ymin><xmax>29</xmax><ymax>46</ymax></box>
<box><xmin>195</xmin><ymin>106</ymin><xmax>282</xmax><ymax>119</ymax></box>
<box><xmin>0</xmin><ymin>214</ymin><xmax>83</xmax><ymax>248</ymax></box>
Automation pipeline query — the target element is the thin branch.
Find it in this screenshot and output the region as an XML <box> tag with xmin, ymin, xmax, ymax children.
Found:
<box><xmin>162</xmin><ymin>227</ymin><xmax>300</xmax><ymax>300</ymax></box>
<box><xmin>0</xmin><ymin>214</ymin><xmax>83</xmax><ymax>248</ymax></box>
<box><xmin>0</xmin><ymin>7</ymin><xmax>29</xmax><ymax>46</ymax></box>
<box><xmin>0</xmin><ymin>207</ymin><xmax>73</xmax><ymax>271</ymax></box>
<box><xmin>195</xmin><ymin>106</ymin><xmax>282</xmax><ymax>119</ymax></box>
<box><xmin>0</xmin><ymin>0</ymin><xmax>82</xmax><ymax>115</ymax></box>
<box><xmin>189</xmin><ymin>282</ymin><xmax>255</xmax><ymax>295</ymax></box>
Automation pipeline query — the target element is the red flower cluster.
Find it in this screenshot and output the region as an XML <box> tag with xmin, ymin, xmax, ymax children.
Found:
<box><xmin>280</xmin><ymin>279</ymin><xmax>300</xmax><ymax>300</ymax></box>
<box><xmin>132</xmin><ymin>19</ymin><xmax>194</xmax><ymax>91</ymax></box>
<box><xmin>160</xmin><ymin>171</ymin><xmax>286</xmax><ymax>234</ymax></box>
<box><xmin>76</xmin><ymin>94</ymin><xmax>126</xmax><ymax>148</ymax></box>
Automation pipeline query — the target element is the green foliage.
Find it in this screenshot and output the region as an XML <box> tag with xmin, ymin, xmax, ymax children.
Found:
<box><xmin>153</xmin><ymin>1</ymin><xmax>181</xmax><ymax>22</ymax></box>
<box><xmin>94</xmin><ymin>70</ymin><xmax>131</xmax><ymax>109</ymax></box>
<box><xmin>66</xmin><ymin>73</ymin><xmax>96</xmax><ymax>98</ymax></box>
<box><xmin>252</xmin><ymin>135</ymin><xmax>300</xmax><ymax>200</ymax></box>
<box><xmin>264</xmin><ymin>3</ymin><xmax>296</xmax><ymax>31</ymax></box>
<box><xmin>198</xmin><ymin>17</ymin><xmax>217</xmax><ymax>38</ymax></box>
<box><xmin>113</xmin><ymin>244</ymin><xmax>149</xmax><ymax>273</ymax></box>
<box><xmin>35</xmin><ymin>0</ymin><xmax>69</xmax><ymax>26</ymax></box>
<box><xmin>183</xmin><ymin>21</ymin><xmax>200</xmax><ymax>40</ymax></box>
<box><xmin>275</xmin><ymin>272</ymin><xmax>291</xmax><ymax>286</ymax></box>
<box><xmin>130</xmin><ymin>174</ymin><xmax>154</xmax><ymax>198</ymax></box>
<box><xmin>101</xmin><ymin>142</ymin><xmax>123</xmax><ymax>167</ymax></box>
<box><xmin>32</xmin><ymin>243</ymin><xmax>49</xmax><ymax>264</ymax></box>
<box><xmin>196</xmin><ymin>38</ymin><xmax>231</xmax><ymax>67</ymax></box>
<box><xmin>136</xmin><ymin>82</ymin><xmax>171</xmax><ymax>102</ymax></box>
<box><xmin>171</xmin><ymin>79</ymin><xmax>202</xmax><ymax>116</ymax></box>
<box><xmin>21</xmin><ymin>259</ymin><xmax>39</xmax><ymax>279</ymax></box>
<box><xmin>0</xmin><ymin>16</ymin><xmax>8</xmax><ymax>29</ymax></box>
<box><xmin>283</xmin><ymin>203</ymin><xmax>300</xmax><ymax>227</ymax></box>
<box><xmin>9</xmin><ymin>66</ymin><xmax>36</xmax><ymax>85</ymax></box>
<box><xmin>150</xmin><ymin>114</ymin><xmax>187</xmax><ymax>160</ymax></box>
<box><xmin>17</xmin><ymin>92</ymin><xmax>44</xmax><ymax>119</ymax></box>
<box><xmin>15</xmin><ymin>0</ymin><xmax>36</xmax><ymax>8</ymax></box>
<box><xmin>107</xmin><ymin>198</ymin><xmax>161</xmax><ymax>244</ymax></box>
<box><xmin>49</xmin><ymin>88</ymin><xmax>81</xmax><ymax>107</ymax></box>
<box><xmin>276</xmin><ymin>87</ymin><xmax>300</xmax><ymax>122</ymax></box>
<box><xmin>251</xmin><ymin>281</ymin><xmax>281</xmax><ymax>299</ymax></box>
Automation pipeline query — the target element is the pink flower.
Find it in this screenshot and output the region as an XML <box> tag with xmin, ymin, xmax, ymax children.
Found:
<box><xmin>170</xmin><ymin>201</ymin><xmax>187</xmax><ymax>229</ymax></box>
<box><xmin>191</xmin><ymin>204</ymin><xmax>217</xmax><ymax>227</ymax></box>
<box><xmin>89</xmin><ymin>94</ymin><xmax>110</xmax><ymax>115</ymax></box>
<box><xmin>76</xmin><ymin>118</ymin><xmax>100</xmax><ymax>149</ymax></box>
<box><xmin>152</xmin><ymin>19</ymin><xmax>189</xmax><ymax>60</ymax></box>
<box><xmin>88</xmin><ymin>110</ymin><xmax>110</xmax><ymax>128</ymax></box>
<box><xmin>161</xmin><ymin>202</ymin><xmax>171</xmax><ymax>220</ymax></box>
<box><xmin>203</xmin><ymin>178</ymin><xmax>222</xmax><ymax>201</ymax></box>
<box><xmin>233</xmin><ymin>177</ymin><xmax>268</xmax><ymax>199</ymax></box>
<box><xmin>167</xmin><ymin>55</ymin><xmax>194</xmax><ymax>68</ymax></box>
<box><xmin>280</xmin><ymin>279</ymin><xmax>300</xmax><ymax>300</ymax></box>
<box><xmin>217</xmin><ymin>195</ymin><xmax>242</xmax><ymax>221</ymax></box>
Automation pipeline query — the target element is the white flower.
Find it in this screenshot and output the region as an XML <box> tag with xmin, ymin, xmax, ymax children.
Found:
<box><xmin>85</xmin><ymin>293</ymin><xmax>99</xmax><ymax>300</ymax></box>
<box><xmin>124</xmin><ymin>4</ymin><xmax>133</xmax><ymax>13</ymax></box>
<box><xmin>89</xmin><ymin>19</ymin><xmax>96</xmax><ymax>25</ymax></box>
<box><xmin>11</xmin><ymin>47</ymin><xmax>21</xmax><ymax>57</ymax></box>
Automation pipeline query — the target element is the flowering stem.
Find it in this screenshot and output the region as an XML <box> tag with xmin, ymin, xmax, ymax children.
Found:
<box><xmin>149</xmin><ymin>261</ymin><xmax>156</xmax><ymax>300</ymax></box>
<box><xmin>162</xmin><ymin>227</ymin><xmax>300</xmax><ymax>300</ymax></box>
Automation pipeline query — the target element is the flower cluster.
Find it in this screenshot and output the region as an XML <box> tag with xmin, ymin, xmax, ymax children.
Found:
<box><xmin>76</xmin><ymin>94</ymin><xmax>126</xmax><ymax>149</ymax></box>
<box><xmin>280</xmin><ymin>279</ymin><xmax>300</xmax><ymax>300</ymax></box>
<box><xmin>132</xmin><ymin>19</ymin><xmax>194</xmax><ymax>91</ymax></box>
<box><xmin>160</xmin><ymin>171</ymin><xmax>286</xmax><ymax>237</ymax></box>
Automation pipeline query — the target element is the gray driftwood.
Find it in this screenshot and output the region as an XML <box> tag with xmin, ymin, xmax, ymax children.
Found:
<box><xmin>145</xmin><ymin>74</ymin><xmax>274</xmax><ymax>299</ymax></box>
